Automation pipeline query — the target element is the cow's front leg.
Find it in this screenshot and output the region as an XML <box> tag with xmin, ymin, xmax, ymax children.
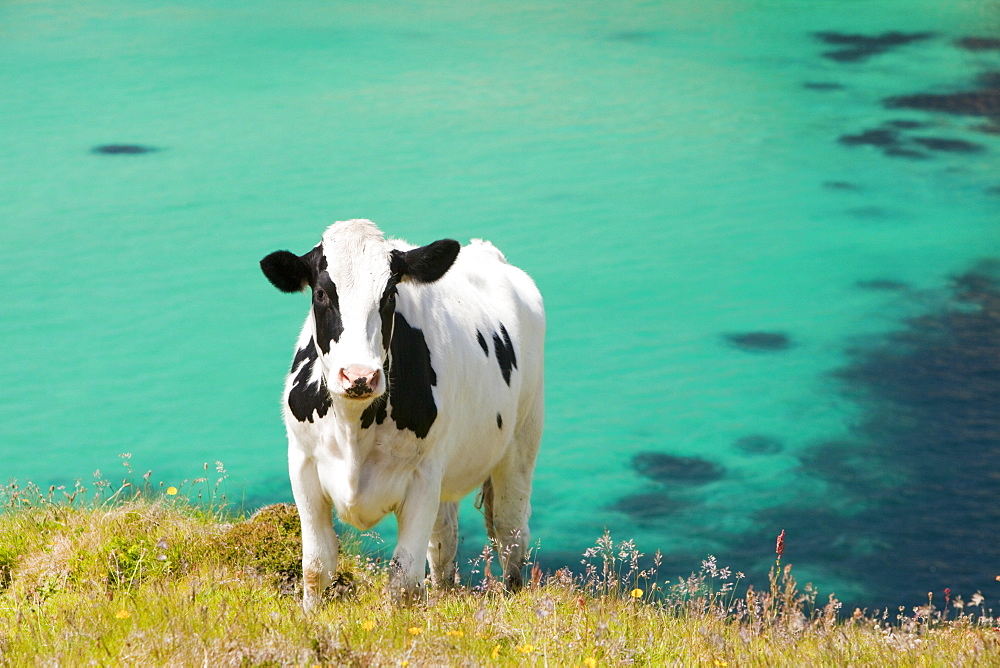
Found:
<box><xmin>389</xmin><ymin>470</ymin><xmax>442</xmax><ymax>605</ymax></box>
<box><xmin>289</xmin><ymin>449</ymin><xmax>339</xmax><ymax>614</ymax></box>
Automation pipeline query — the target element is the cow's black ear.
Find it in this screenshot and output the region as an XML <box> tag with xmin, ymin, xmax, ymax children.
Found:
<box><xmin>393</xmin><ymin>239</ymin><xmax>461</xmax><ymax>283</ymax></box>
<box><xmin>261</xmin><ymin>250</ymin><xmax>310</xmax><ymax>293</ymax></box>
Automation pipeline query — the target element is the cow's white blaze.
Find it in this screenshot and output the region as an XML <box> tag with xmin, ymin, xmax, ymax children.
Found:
<box><xmin>313</xmin><ymin>220</ymin><xmax>394</xmax><ymax>400</ymax></box>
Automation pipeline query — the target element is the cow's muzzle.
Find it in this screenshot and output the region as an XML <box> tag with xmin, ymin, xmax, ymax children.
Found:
<box><xmin>338</xmin><ymin>366</ymin><xmax>382</xmax><ymax>399</ymax></box>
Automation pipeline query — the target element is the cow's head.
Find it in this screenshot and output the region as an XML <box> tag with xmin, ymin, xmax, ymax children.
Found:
<box><xmin>261</xmin><ymin>219</ymin><xmax>460</xmax><ymax>403</ymax></box>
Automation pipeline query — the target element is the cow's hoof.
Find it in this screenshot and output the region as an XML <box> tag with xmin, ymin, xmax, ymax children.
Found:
<box><xmin>302</xmin><ymin>592</ymin><xmax>322</xmax><ymax>614</ymax></box>
<box><xmin>388</xmin><ymin>582</ymin><xmax>426</xmax><ymax>607</ymax></box>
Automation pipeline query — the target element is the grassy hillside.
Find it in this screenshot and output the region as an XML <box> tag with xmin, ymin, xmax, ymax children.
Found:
<box><xmin>1</xmin><ymin>472</ymin><xmax>998</xmax><ymax>666</ymax></box>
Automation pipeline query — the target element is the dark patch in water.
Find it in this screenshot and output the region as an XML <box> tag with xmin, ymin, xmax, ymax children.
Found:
<box><xmin>610</xmin><ymin>491</ymin><xmax>689</xmax><ymax>523</ymax></box>
<box><xmin>838</xmin><ymin>128</ymin><xmax>898</xmax><ymax>148</ymax></box>
<box><xmin>733</xmin><ymin>435</ymin><xmax>784</xmax><ymax>455</ymax></box>
<box><xmin>956</xmin><ymin>36</ymin><xmax>1000</xmax><ymax>51</ymax></box>
<box><xmin>823</xmin><ymin>180</ymin><xmax>860</xmax><ymax>191</ymax></box>
<box><xmin>733</xmin><ymin>261</ymin><xmax>1000</xmax><ymax>611</ymax></box>
<box><xmin>631</xmin><ymin>452</ymin><xmax>725</xmax><ymax>485</ymax></box>
<box><xmin>837</xmin><ymin>119</ymin><xmax>989</xmax><ymax>159</ymax></box>
<box><xmin>978</xmin><ymin>71</ymin><xmax>1000</xmax><ymax>89</ymax></box>
<box><xmin>797</xmin><ymin>442</ymin><xmax>892</xmax><ymax>491</ymax></box>
<box><xmin>803</xmin><ymin>81</ymin><xmax>844</xmax><ymax>91</ymax></box>
<box><xmin>92</xmin><ymin>144</ymin><xmax>157</xmax><ymax>155</ymax></box>
<box><xmin>885</xmin><ymin>89</ymin><xmax>1000</xmax><ymax>119</ymax></box>
<box><xmin>856</xmin><ymin>279</ymin><xmax>909</xmax><ymax>291</ymax></box>
<box><xmin>814</xmin><ymin>31</ymin><xmax>935</xmax><ymax>63</ymax></box>
<box><xmin>874</xmin><ymin>62</ymin><xmax>1000</xmax><ymax>137</ymax></box>
<box><xmin>724</xmin><ymin>332</ymin><xmax>792</xmax><ymax>352</ymax></box>
<box><xmin>911</xmin><ymin>136</ymin><xmax>986</xmax><ymax>153</ymax></box>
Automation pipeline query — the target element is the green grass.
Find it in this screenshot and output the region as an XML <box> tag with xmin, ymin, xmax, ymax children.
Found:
<box><xmin>2</xmin><ymin>471</ymin><xmax>999</xmax><ymax>666</ymax></box>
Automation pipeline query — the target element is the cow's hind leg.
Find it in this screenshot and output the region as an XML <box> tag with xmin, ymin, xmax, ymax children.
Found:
<box><xmin>428</xmin><ymin>500</ymin><xmax>459</xmax><ymax>590</ymax></box>
<box><xmin>289</xmin><ymin>449</ymin><xmax>338</xmax><ymax>614</ymax></box>
<box><xmin>487</xmin><ymin>408</ymin><xmax>542</xmax><ymax>592</ymax></box>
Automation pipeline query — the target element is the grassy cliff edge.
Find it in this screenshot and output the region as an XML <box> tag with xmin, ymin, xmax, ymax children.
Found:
<box><xmin>1</xmin><ymin>475</ymin><xmax>998</xmax><ymax>666</ymax></box>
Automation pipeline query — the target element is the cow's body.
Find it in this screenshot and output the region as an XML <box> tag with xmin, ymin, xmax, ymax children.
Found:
<box><xmin>261</xmin><ymin>219</ymin><xmax>544</xmax><ymax>610</ymax></box>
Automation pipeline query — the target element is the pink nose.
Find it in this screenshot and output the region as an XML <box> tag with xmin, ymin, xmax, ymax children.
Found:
<box><xmin>339</xmin><ymin>366</ymin><xmax>381</xmax><ymax>397</ymax></box>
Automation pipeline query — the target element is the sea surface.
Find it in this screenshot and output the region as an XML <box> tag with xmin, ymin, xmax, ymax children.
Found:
<box><xmin>1</xmin><ymin>0</ymin><xmax>998</xmax><ymax>611</ymax></box>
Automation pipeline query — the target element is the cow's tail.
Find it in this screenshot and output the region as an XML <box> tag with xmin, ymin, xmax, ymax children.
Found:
<box><xmin>476</xmin><ymin>476</ymin><xmax>497</xmax><ymax>543</ymax></box>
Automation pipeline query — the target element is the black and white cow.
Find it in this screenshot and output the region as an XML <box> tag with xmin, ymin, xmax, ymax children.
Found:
<box><xmin>260</xmin><ymin>219</ymin><xmax>544</xmax><ymax>610</ymax></box>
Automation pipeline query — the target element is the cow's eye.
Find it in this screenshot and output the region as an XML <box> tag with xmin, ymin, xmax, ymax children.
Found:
<box><xmin>314</xmin><ymin>288</ymin><xmax>327</xmax><ymax>303</ymax></box>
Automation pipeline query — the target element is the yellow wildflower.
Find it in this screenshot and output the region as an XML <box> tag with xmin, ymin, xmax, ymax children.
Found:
<box><xmin>407</xmin><ymin>627</ymin><xmax>422</xmax><ymax>635</ymax></box>
<box><xmin>115</xmin><ymin>609</ymin><xmax>130</xmax><ymax>619</ymax></box>
<box><xmin>491</xmin><ymin>645</ymin><xmax>501</xmax><ymax>659</ymax></box>
<box><xmin>630</xmin><ymin>588</ymin><xmax>643</xmax><ymax>599</ymax></box>
<box><xmin>166</xmin><ymin>486</ymin><xmax>178</xmax><ymax>496</ymax></box>
<box><xmin>517</xmin><ymin>644</ymin><xmax>534</xmax><ymax>654</ymax></box>
<box><xmin>714</xmin><ymin>661</ymin><xmax>728</xmax><ymax>667</ymax></box>
<box><xmin>361</xmin><ymin>620</ymin><xmax>375</xmax><ymax>631</ymax></box>
<box><xmin>447</xmin><ymin>629</ymin><xmax>465</xmax><ymax>638</ymax></box>
<box><xmin>584</xmin><ymin>658</ymin><xmax>598</xmax><ymax>668</ymax></box>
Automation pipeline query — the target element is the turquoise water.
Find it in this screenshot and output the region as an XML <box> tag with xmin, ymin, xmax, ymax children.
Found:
<box><xmin>1</xmin><ymin>1</ymin><xmax>998</xmax><ymax>609</ymax></box>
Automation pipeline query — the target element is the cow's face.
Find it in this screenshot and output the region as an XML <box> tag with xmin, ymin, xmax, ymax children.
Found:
<box><xmin>261</xmin><ymin>220</ymin><xmax>459</xmax><ymax>404</ymax></box>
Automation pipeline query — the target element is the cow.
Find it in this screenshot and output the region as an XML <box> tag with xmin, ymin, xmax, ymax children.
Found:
<box><xmin>260</xmin><ymin>219</ymin><xmax>544</xmax><ymax>611</ymax></box>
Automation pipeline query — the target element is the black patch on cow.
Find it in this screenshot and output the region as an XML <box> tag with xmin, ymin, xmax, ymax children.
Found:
<box><xmin>379</xmin><ymin>279</ymin><xmax>399</xmax><ymax>355</ymax></box>
<box><xmin>476</xmin><ymin>330</ymin><xmax>489</xmax><ymax>357</ymax></box>
<box><xmin>813</xmin><ymin>30</ymin><xmax>934</xmax><ymax>63</ymax></box>
<box><xmin>631</xmin><ymin>453</ymin><xmax>725</xmax><ymax>485</ymax></box>
<box><xmin>287</xmin><ymin>342</ymin><xmax>332</xmax><ymax>423</ymax></box>
<box><xmin>92</xmin><ymin>144</ymin><xmax>157</xmax><ymax>155</ymax></box>
<box><xmin>724</xmin><ymin>331</ymin><xmax>793</xmax><ymax>352</ymax></box>
<box><xmin>733</xmin><ymin>434</ymin><xmax>784</xmax><ymax>455</ymax></box>
<box><xmin>360</xmin><ymin>396</ymin><xmax>388</xmax><ymax>429</ymax></box>
<box><xmin>379</xmin><ymin>313</ymin><xmax>438</xmax><ymax>439</ymax></box>
<box><xmin>492</xmin><ymin>324</ymin><xmax>518</xmax><ymax>386</ymax></box>
<box><xmin>496</xmin><ymin>413</ymin><xmax>503</xmax><ymax>430</ymax></box>
<box><xmin>312</xmin><ymin>274</ymin><xmax>344</xmax><ymax>355</ymax></box>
